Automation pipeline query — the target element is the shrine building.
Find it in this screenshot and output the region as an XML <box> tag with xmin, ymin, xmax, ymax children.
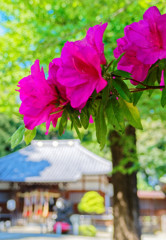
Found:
<box><xmin>0</xmin><ymin>139</ymin><xmax>112</xmax><ymax>220</ymax></box>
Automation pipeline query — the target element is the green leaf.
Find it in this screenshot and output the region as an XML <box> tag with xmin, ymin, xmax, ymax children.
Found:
<box><xmin>73</xmin><ymin>112</ymin><xmax>82</xmax><ymax>128</ymax></box>
<box><xmin>24</xmin><ymin>128</ymin><xmax>36</xmax><ymax>145</ymax></box>
<box><xmin>58</xmin><ymin>109</ymin><xmax>68</xmax><ymax>136</ymax></box>
<box><xmin>95</xmin><ymin>103</ymin><xmax>107</xmax><ymax>150</ymax></box>
<box><xmin>11</xmin><ymin>124</ymin><xmax>25</xmax><ymax>149</ymax></box>
<box><xmin>71</xmin><ymin>120</ymin><xmax>74</xmax><ymax>130</ymax></box>
<box><xmin>112</xmin><ymin>78</ymin><xmax>132</xmax><ymax>102</ymax></box>
<box><xmin>59</xmin><ymin>121</ymin><xmax>64</xmax><ymax>136</ymax></box>
<box><xmin>144</xmin><ymin>67</ymin><xmax>158</xmax><ymax>86</ymax></box>
<box><xmin>156</xmin><ymin>67</ymin><xmax>162</xmax><ymax>85</ymax></box>
<box><xmin>159</xmin><ymin>59</ymin><xmax>166</xmax><ymax>71</ymax></box>
<box><xmin>164</xmin><ymin>69</ymin><xmax>166</xmax><ymax>86</ymax></box>
<box><xmin>91</xmin><ymin>90</ymin><xmax>97</xmax><ymax>100</ymax></box>
<box><xmin>161</xmin><ymin>89</ymin><xmax>166</xmax><ymax>107</ymax></box>
<box><xmin>106</xmin><ymin>96</ymin><xmax>125</xmax><ymax>131</ymax></box>
<box><xmin>119</xmin><ymin>98</ymin><xmax>143</xmax><ymax>130</ymax></box>
<box><xmin>101</xmin><ymin>84</ymin><xmax>109</xmax><ymax>105</ymax></box>
<box><xmin>112</xmin><ymin>70</ymin><xmax>132</xmax><ymax>79</ymax></box>
<box><xmin>68</xmin><ymin>107</ymin><xmax>82</xmax><ymax>128</ymax></box>
<box><xmin>69</xmin><ymin>113</ymin><xmax>82</xmax><ymax>139</ymax></box>
<box><xmin>144</xmin><ymin>67</ymin><xmax>161</xmax><ymax>96</ymax></box>
<box><xmin>80</xmin><ymin>106</ymin><xmax>89</xmax><ymax>129</ymax></box>
<box><xmin>132</xmin><ymin>91</ymin><xmax>143</xmax><ymax>106</ymax></box>
<box><xmin>6</xmin><ymin>137</ymin><xmax>11</xmax><ymax>143</ymax></box>
<box><xmin>73</xmin><ymin>121</ymin><xmax>82</xmax><ymax>140</ymax></box>
<box><xmin>112</xmin><ymin>52</ymin><xmax>125</xmax><ymax>71</ymax></box>
<box><xmin>88</xmin><ymin>99</ymin><xmax>100</xmax><ymax>117</ymax></box>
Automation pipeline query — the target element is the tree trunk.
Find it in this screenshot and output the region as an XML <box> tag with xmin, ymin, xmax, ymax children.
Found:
<box><xmin>109</xmin><ymin>125</ymin><xmax>141</xmax><ymax>240</ymax></box>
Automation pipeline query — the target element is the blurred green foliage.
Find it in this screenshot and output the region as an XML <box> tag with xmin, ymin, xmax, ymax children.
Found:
<box><xmin>0</xmin><ymin>113</ymin><xmax>74</xmax><ymax>157</ymax></box>
<box><xmin>137</xmin><ymin>119</ymin><xmax>166</xmax><ymax>189</ymax></box>
<box><xmin>0</xmin><ymin>114</ymin><xmax>20</xmax><ymax>157</ymax></box>
<box><xmin>1</xmin><ymin>0</ymin><xmax>166</xmax><ymax>114</ymax></box>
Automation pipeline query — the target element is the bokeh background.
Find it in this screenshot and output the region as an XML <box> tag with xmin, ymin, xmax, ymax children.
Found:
<box><xmin>0</xmin><ymin>0</ymin><xmax>166</xmax><ymax>202</ymax></box>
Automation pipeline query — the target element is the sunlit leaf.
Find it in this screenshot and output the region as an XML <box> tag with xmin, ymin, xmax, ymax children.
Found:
<box><xmin>119</xmin><ymin>99</ymin><xmax>143</xmax><ymax>129</ymax></box>
<box><xmin>24</xmin><ymin>128</ymin><xmax>36</xmax><ymax>145</ymax></box>
<box><xmin>11</xmin><ymin>124</ymin><xmax>25</xmax><ymax>149</ymax></box>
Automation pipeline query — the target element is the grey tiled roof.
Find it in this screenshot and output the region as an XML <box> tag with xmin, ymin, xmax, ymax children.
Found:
<box><xmin>0</xmin><ymin>140</ymin><xmax>111</xmax><ymax>183</ymax></box>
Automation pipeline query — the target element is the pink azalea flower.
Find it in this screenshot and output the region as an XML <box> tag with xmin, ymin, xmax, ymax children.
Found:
<box><xmin>125</xmin><ymin>6</ymin><xmax>166</xmax><ymax>65</ymax></box>
<box><xmin>114</xmin><ymin>37</ymin><xmax>129</xmax><ymax>59</ymax></box>
<box><xmin>114</xmin><ymin>6</ymin><xmax>166</xmax><ymax>84</ymax></box>
<box><xmin>47</xmin><ymin>58</ymin><xmax>68</xmax><ymax>100</ymax></box>
<box><xmin>83</xmin><ymin>23</ymin><xmax>108</xmax><ymax>65</ymax></box>
<box><xmin>17</xmin><ymin>60</ymin><xmax>67</xmax><ymax>134</ymax></box>
<box><xmin>114</xmin><ymin>37</ymin><xmax>151</xmax><ymax>84</ymax></box>
<box><xmin>56</xmin><ymin>23</ymin><xmax>108</xmax><ymax>109</ymax></box>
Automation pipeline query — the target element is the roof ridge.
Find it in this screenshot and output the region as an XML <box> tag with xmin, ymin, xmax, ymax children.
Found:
<box><xmin>76</xmin><ymin>144</ymin><xmax>111</xmax><ymax>167</ymax></box>
<box><xmin>31</xmin><ymin>139</ymin><xmax>80</xmax><ymax>146</ymax></box>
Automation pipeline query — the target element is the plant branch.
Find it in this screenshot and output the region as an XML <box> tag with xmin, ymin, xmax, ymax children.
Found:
<box><xmin>130</xmin><ymin>85</ymin><xmax>165</xmax><ymax>93</ymax></box>
<box><xmin>112</xmin><ymin>74</ymin><xmax>165</xmax><ymax>91</ymax></box>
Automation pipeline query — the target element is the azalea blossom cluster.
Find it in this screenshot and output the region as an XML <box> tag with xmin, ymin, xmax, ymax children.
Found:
<box><xmin>114</xmin><ymin>6</ymin><xmax>166</xmax><ymax>85</ymax></box>
<box><xmin>17</xmin><ymin>6</ymin><xmax>166</xmax><ymax>142</ymax></box>
<box><xmin>18</xmin><ymin>23</ymin><xmax>108</xmax><ymax>134</ymax></box>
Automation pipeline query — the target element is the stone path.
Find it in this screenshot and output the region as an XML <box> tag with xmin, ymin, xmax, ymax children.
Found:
<box><xmin>0</xmin><ymin>232</ymin><xmax>166</xmax><ymax>240</ymax></box>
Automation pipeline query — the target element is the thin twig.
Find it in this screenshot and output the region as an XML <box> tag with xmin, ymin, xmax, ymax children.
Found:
<box><xmin>124</xmin><ymin>78</ymin><xmax>148</xmax><ymax>87</ymax></box>
<box><xmin>113</xmin><ymin>74</ymin><xmax>165</xmax><ymax>90</ymax></box>
<box><xmin>130</xmin><ymin>85</ymin><xmax>165</xmax><ymax>93</ymax></box>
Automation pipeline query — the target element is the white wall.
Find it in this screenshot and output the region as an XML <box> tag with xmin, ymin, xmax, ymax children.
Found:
<box><xmin>67</xmin><ymin>175</ymin><xmax>113</xmax><ymax>197</ymax></box>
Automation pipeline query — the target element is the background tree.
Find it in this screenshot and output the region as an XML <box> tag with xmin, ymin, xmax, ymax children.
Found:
<box><xmin>110</xmin><ymin>126</ymin><xmax>141</xmax><ymax>240</ymax></box>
